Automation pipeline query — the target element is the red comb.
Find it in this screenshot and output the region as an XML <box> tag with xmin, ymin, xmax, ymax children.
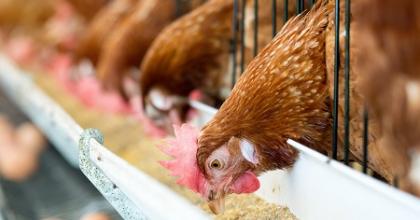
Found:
<box><xmin>75</xmin><ymin>76</ymin><xmax>131</xmax><ymax>114</ymax></box>
<box><xmin>188</xmin><ymin>89</ymin><xmax>204</xmax><ymax>101</ymax></box>
<box><xmin>46</xmin><ymin>53</ymin><xmax>76</xmax><ymax>91</ymax></box>
<box><xmin>45</xmin><ymin>54</ymin><xmax>130</xmax><ymax>114</ymax></box>
<box><xmin>159</xmin><ymin>124</ymin><xmax>206</xmax><ymax>195</ymax></box>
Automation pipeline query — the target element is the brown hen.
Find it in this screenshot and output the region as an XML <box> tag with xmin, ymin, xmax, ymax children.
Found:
<box><xmin>196</xmin><ymin>1</ymin><xmax>332</xmax><ymax>212</ymax></box>
<box><xmin>139</xmin><ymin>0</ymin><xmax>234</xmax><ymax>129</ymax></box>
<box><xmin>353</xmin><ymin>0</ymin><xmax>420</xmax><ymax>195</ymax></box>
<box><xmin>74</xmin><ymin>0</ymin><xmax>137</xmax><ymax>65</ymax></box>
<box><xmin>96</xmin><ymin>0</ymin><xmax>202</xmax><ymax>96</ymax></box>
<box><xmin>139</xmin><ymin>0</ymin><xmax>299</xmax><ymax>130</ymax></box>
<box><xmin>0</xmin><ymin>0</ymin><xmax>54</xmax><ymax>32</ymax></box>
<box><xmin>66</xmin><ymin>0</ymin><xmax>109</xmax><ymax>21</ymax></box>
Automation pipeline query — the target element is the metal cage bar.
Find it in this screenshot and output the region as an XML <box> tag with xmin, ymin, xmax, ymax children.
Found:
<box><xmin>231</xmin><ymin>0</ymin><xmax>239</xmax><ymax>87</ymax></box>
<box><xmin>297</xmin><ymin>0</ymin><xmax>305</xmax><ymax>13</ymax></box>
<box><xmin>240</xmin><ymin>0</ymin><xmax>246</xmax><ymax>74</ymax></box>
<box><xmin>253</xmin><ymin>0</ymin><xmax>259</xmax><ymax>56</ymax></box>
<box><xmin>284</xmin><ymin>0</ymin><xmax>289</xmax><ymax>22</ymax></box>
<box><xmin>309</xmin><ymin>0</ymin><xmax>316</xmax><ymax>7</ymax></box>
<box><xmin>343</xmin><ymin>0</ymin><xmax>351</xmax><ymax>165</ymax></box>
<box><xmin>175</xmin><ymin>0</ymin><xmax>182</xmax><ymax>17</ymax></box>
<box><xmin>332</xmin><ymin>0</ymin><xmax>340</xmax><ymax>160</ymax></box>
<box><xmin>272</xmin><ymin>0</ymin><xmax>277</xmax><ymax>37</ymax></box>
<box><xmin>362</xmin><ymin>109</ymin><xmax>369</xmax><ymax>173</ymax></box>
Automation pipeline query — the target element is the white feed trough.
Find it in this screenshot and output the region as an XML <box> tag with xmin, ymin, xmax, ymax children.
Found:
<box><xmin>1</xmin><ymin>55</ymin><xmax>420</xmax><ymax>220</ymax></box>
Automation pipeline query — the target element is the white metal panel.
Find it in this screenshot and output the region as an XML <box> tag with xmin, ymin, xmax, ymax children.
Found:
<box><xmin>255</xmin><ymin>140</ymin><xmax>420</xmax><ymax>220</ymax></box>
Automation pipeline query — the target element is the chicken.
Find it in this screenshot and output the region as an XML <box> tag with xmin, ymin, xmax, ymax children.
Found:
<box><xmin>160</xmin><ymin>1</ymin><xmax>332</xmax><ymax>214</ymax></box>
<box><xmin>325</xmin><ymin>0</ymin><xmax>398</xmax><ymax>183</ymax></box>
<box><xmin>66</xmin><ymin>0</ymin><xmax>109</xmax><ymax>21</ymax></box>
<box><xmin>1</xmin><ymin>0</ymin><xmax>79</xmax><ymax>66</ymax></box>
<box><xmin>74</xmin><ymin>0</ymin><xmax>137</xmax><ymax>65</ymax></box>
<box><xmin>353</xmin><ymin>0</ymin><xmax>420</xmax><ymax>194</ymax></box>
<box><xmin>139</xmin><ymin>0</ymin><xmax>300</xmax><ymax>130</ymax></box>
<box><xmin>96</xmin><ymin>0</ymin><xmax>200</xmax><ymax>97</ymax></box>
<box><xmin>0</xmin><ymin>0</ymin><xmax>54</xmax><ymax>32</ymax></box>
<box><xmin>139</xmin><ymin>0</ymin><xmax>234</xmax><ymax>130</ymax></box>
<box><xmin>42</xmin><ymin>0</ymin><xmax>85</xmax><ymax>52</ymax></box>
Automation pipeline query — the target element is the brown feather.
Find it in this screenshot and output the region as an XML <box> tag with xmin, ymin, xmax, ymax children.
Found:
<box><xmin>139</xmin><ymin>0</ymin><xmax>234</xmax><ymax>100</ymax></box>
<box><xmin>0</xmin><ymin>0</ymin><xmax>54</xmax><ymax>31</ymax></box>
<box><xmin>74</xmin><ymin>0</ymin><xmax>137</xmax><ymax>64</ymax></box>
<box><xmin>96</xmin><ymin>0</ymin><xmax>181</xmax><ymax>94</ymax></box>
<box><xmin>65</xmin><ymin>0</ymin><xmax>109</xmax><ymax>21</ymax></box>
<box><xmin>353</xmin><ymin>0</ymin><xmax>420</xmax><ymax>194</ymax></box>
<box><xmin>198</xmin><ymin>2</ymin><xmax>332</xmax><ymax>173</ymax></box>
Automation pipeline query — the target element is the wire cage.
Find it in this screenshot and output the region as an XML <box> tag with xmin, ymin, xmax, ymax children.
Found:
<box><xmin>226</xmin><ymin>0</ymin><xmax>386</xmax><ymax>186</ymax></box>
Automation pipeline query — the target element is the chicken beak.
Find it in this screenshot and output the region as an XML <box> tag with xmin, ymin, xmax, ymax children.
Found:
<box><xmin>208</xmin><ymin>196</ymin><xmax>226</xmax><ymax>214</ymax></box>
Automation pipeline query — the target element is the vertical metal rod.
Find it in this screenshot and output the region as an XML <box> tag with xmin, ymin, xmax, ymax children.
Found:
<box><xmin>297</xmin><ymin>0</ymin><xmax>304</xmax><ymax>13</ymax></box>
<box><xmin>175</xmin><ymin>0</ymin><xmax>182</xmax><ymax>17</ymax></box>
<box><xmin>301</xmin><ymin>0</ymin><xmax>305</xmax><ymax>12</ymax></box>
<box><xmin>272</xmin><ymin>0</ymin><xmax>277</xmax><ymax>37</ymax></box>
<box><xmin>343</xmin><ymin>0</ymin><xmax>351</xmax><ymax>165</ymax></box>
<box><xmin>253</xmin><ymin>0</ymin><xmax>259</xmax><ymax>56</ymax></box>
<box><xmin>362</xmin><ymin>108</ymin><xmax>369</xmax><ymax>173</ymax></box>
<box><xmin>332</xmin><ymin>0</ymin><xmax>340</xmax><ymax>160</ymax></box>
<box><xmin>284</xmin><ymin>0</ymin><xmax>289</xmax><ymax>23</ymax></box>
<box><xmin>296</xmin><ymin>0</ymin><xmax>300</xmax><ymax>13</ymax></box>
<box><xmin>393</xmin><ymin>177</ymin><xmax>399</xmax><ymax>188</ymax></box>
<box><xmin>231</xmin><ymin>0</ymin><xmax>239</xmax><ymax>88</ymax></box>
<box><xmin>309</xmin><ymin>0</ymin><xmax>316</xmax><ymax>7</ymax></box>
<box><xmin>240</xmin><ymin>0</ymin><xmax>246</xmax><ymax>74</ymax></box>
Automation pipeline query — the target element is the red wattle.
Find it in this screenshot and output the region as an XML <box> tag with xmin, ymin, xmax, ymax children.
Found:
<box><xmin>232</xmin><ymin>171</ymin><xmax>260</xmax><ymax>194</ymax></box>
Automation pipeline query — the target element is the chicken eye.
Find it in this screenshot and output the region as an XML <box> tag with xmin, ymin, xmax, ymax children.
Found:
<box><xmin>210</xmin><ymin>159</ymin><xmax>224</xmax><ymax>169</ymax></box>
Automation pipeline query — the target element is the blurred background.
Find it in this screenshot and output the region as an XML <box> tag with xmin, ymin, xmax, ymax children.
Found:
<box><xmin>0</xmin><ymin>91</ymin><xmax>120</xmax><ymax>220</ymax></box>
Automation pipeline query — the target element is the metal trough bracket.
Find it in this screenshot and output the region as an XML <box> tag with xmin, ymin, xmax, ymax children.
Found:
<box><xmin>79</xmin><ymin>129</ymin><xmax>146</xmax><ymax>220</ymax></box>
